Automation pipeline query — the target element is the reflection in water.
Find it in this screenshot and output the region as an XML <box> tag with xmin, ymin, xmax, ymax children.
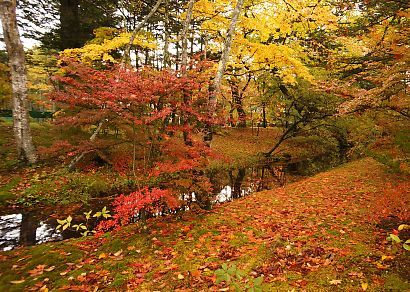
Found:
<box><xmin>0</xmin><ymin>163</ymin><xmax>289</xmax><ymax>251</ymax></box>
<box><xmin>0</xmin><ymin>214</ymin><xmax>22</xmax><ymax>251</ymax></box>
<box><xmin>36</xmin><ymin>222</ymin><xmax>63</xmax><ymax>244</ymax></box>
<box><xmin>0</xmin><ymin>213</ymin><xmax>64</xmax><ymax>251</ymax></box>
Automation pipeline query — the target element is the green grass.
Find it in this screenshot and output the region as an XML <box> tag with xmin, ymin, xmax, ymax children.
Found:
<box><xmin>0</xmin><ymin>177</ymin><xmax>21</xmax><ymax>203</ymax></box>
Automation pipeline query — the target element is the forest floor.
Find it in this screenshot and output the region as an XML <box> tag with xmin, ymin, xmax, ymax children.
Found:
<box><xmin>1</xmin><ymin>158</ymin><xmax>409</xmax><ymax>291</ymax></box>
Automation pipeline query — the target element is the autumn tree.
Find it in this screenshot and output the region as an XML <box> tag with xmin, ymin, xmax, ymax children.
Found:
<box><xmin>47</xmin><ymin>58</ymin><xmax>216</xmax><ymax>218</ymax></box>
<box><xmin>334</xmin><ymin>1</ymin><xmax>409</xmax><ymax>119</ymax></box>
<box><xmin>263</xmin><ymin>79</ymin><xmax>341</xmax><ymax>156</ymax></box>
<box><xmin>193</xmin><ymin>0</ymin><xmax>339</xmax><ymax>132</ymax></box>
<box><xmin>0</xmin><ymin>0</ymin><xmax>37</xmax><ymax>163</ymax></box>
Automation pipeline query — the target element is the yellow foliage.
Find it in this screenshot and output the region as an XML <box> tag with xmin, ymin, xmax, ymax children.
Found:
<box><xmin>0</xmin><ymin>62</ymin><xmax>12</xmax><ymax>107</ymax></box>
<box><xmin>25</xmin><ymin>48</ymin><xmax>58</xmax><ymax>109</ymax></box>
<box><xmin>193</xmin><ymin>0</ymin><xmax>338</xmax><ymax>84</ymax></box>
<box><xmin>335</xmin><ymin>36</ymin><xmax>369</xmax><ymax>58</ymax></box>
<box><xmin>61</xmin><ymin>30</ymin><xmax>157</xmax><ymax>64</ymax></box>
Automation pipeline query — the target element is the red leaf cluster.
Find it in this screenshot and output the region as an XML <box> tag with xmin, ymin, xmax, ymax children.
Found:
<box><xmin>96</xmin><ymin>187</ymin><xmax>178</xmax><ymax>233</ymax></box>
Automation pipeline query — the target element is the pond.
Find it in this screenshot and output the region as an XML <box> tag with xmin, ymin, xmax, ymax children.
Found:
<box><xmin>0</xmin><ymin>155</ymin><xmax>340</xmax><ymax>251</ymax></box>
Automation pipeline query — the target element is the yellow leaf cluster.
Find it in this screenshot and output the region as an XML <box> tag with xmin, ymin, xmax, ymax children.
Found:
<box><xmin>61</xmin><ymin>30</ymin><xmax>157</xmax><ymax>64</ymax></box>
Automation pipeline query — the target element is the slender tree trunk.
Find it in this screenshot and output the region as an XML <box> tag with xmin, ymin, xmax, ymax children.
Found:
<box><xmin>19</xmin><ymin>212</ymin><xmax>38</xmax><ymax>246</ymax></box>
<box><xmin>181</xmin><ymin>0</ymin><xmax>195</xmax><ymax>74</ymax></box>
<box><xmin>229</xmin><ymin>103</ymin><xmax>235</xmax><ymax>127</ymax></box>
<box><xmin>175</xmin><ymin>31</ymin><xmax>180</xmax><ymax>71</ymax></box>
<box><xmin>0</xmin><ymin>0</ymin><xmax>37</xmax><ymax>164</ymax></box>
<box><xmin>68</xmin><ymin>120</ymin><xmax>104</xmax><ymax>170</ymax></box>
<box><xmin>122</xmin><ymin>0</ymin><xmax>162</xmax><ymax>65</ymax></box>
<box><xmin>190</xmin><ymin>29</ymin><xmax>194</xmax><ymax>67</ymax></box>
<box><xmin>265</xmin><ymin>121</ymin><xmax>300</xmax><ymax>156</ymax></box>
<box><xmin>163</xmin><ymin>0</ymin><xmax>170</xmax><ymax>68</ymax></box>
<box><xmin>232</xmin><ymin>168</ymin><xmax>246</xmax><ymax>199</ymax></box>
<box><xmin>203</xmin><ymin>34</ymin><xmax>208</xmax><ymax>60</ymax></box>
<box><xmin>180</xmin><ymin>0</ymin><xmax>195</xmax><ymax>145</ymax></box>
<box><xmin>135</xmin><ymin>48</ymin><xmax>139</xmax><ymax>68</ymax></box>
<box><xmin>230</xmin><ymin>79</ymin><xmax>246</xmax><ymax>127</ymax></box>
<box><xmin>262</xmin><ymin>103</ymin><xmax>267</xmax><ymax>128</ymax></box>
<box><xmin>204</xmin><ymin>0</ymin><xmax>245</xmax><ymax>145</ymax></box>
<box><xmin>145</xmin><ymin>48</ymin><xmax>149</xmax><ymax>65</ymax></box>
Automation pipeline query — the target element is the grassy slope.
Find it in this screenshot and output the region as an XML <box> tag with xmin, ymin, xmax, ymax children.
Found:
<box><xmin>212</xmin><ymin>128</ymin><xmax>278</xmax><ymax>163</ymax></box>
<box><xmin>211</xmin><ymin>127</ymin><xmax>339</xmax><ymax>169</ymax></box>
<box><xmin>1</xmin><ymin>158</ymin><xmax>409</xmax><ymax>291</ymax></box>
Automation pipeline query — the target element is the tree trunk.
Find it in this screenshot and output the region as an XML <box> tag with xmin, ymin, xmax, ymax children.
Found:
<box><xmin>175</xmin><ymin>31</ymin><xmax>180</xmax><ymax>71</ymax></box>
<box><xmin>59</xmin><ymin>0</ymin><xmax>81</xmax><ymax>50</ymax></box>
<box><xmin>180</xmin><ymin>0</ymin><xmax>195</xmax><ymax>145</ymax></box>
<box><xmin>68</xmin><ymin>120</ymin><xmax>104</xmax><ymax>170</ymax></box>
<box><xmin>181</xmin><ymin>0</ymin><xmax>195</xmax><ymax>74</ymax></box>
<box><xmin>230</xmin><ymin>79</ymin><xmax>246</xmax><ymax>127</ymax></box>
<box><xmin>0</xmin><ymin>0</ymin><xmax>37</xmax><ymax>164</ymax></box>
<box><xmin>67</xmin><ymin>1</ymin><xmax>163</xmax><ymax>170</ymax></box>
<box><xmin>135</xmin><ymin>48</ymin><xmax>139</xmax><ymax>68</ymax></box>
<box><xmin>204</xmin><ymin>0</ymin><xmax>245</xmax><ymax>145</ymax></box>
<box><xmin>262</xmin><ymin>103</ymin><xmax>267</xmax><ymax>128</ymax></box>
<box><xmin>19</xmin><ymin>212</ymin><xmax>38</xmax><ymax>246</ymax></box>
<box><xmin>163</xmin><ymin>0</ymin><xmax>170</xmax><ymax>68</ymax></box>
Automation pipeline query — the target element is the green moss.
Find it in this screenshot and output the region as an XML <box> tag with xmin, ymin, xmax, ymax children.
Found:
<box><xmin>342</xmin><ymin>219</ymin><xmax>352</xmax><ymax>225</ymax></box>
<box><xmin>111</xmin><ymin>273</ymin><xmax>128</xmax><ymax>288</ymax></box>
<box><xmin>383</xmin><ymin>273</ymin><xmax>410</xmax><ymax>290</ymax></box>
<box><xmin>352</xmin><ymin>243</ymin><xmax>371</xmax><ymax>256</ymax></box>
<box><xmin>0</xmin><ymin>241</ymin><xmax>84</xmax><ymax>290</ymax></box>
<box><xmin>394</xmin><ymin>130</ymin><xmax>410</xmax><ymax>154</ymax></box>
<box><xmin>100</xmin><ymin>238</ymin><xmax>126</xmax><ymax>253</ymax></box>
<box><xmin>0</xmin><ymin>158</ymin><xmax>408</xmax><ymax>291</ymax></box>
<box><xmin>229</xmin><ymin>232</ymin><xmax>250</xmax><ymax>247</ymax></box>
<box><xmin>326</xmin><ymin>229</ymin><xmax>340</xmax><ymax>236</ymax></box>
<box><xmin>0</xmin><ymin>177</ymin><xmax>21</xmax><ymax>204</ymax></box>
<box><xmin>286</xmin><ymin>272</ymin><xmax>303</xmax><ymax>281</ymax></box>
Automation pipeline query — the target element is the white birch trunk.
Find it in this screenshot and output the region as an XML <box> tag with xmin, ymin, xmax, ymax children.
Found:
<box><xmin>0</xmin><ymin>0</ymin><xmax>37</xmax><ymax>164</ymax></box>
<box><xmin>204</xmin><ymin>0</ymin><xmax>245</xmax><ymax>146</ymax></box>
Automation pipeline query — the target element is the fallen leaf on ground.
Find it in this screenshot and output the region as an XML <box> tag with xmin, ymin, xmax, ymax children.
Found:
<box><xmin>329</xmin><ymin>279</ymin><xmax>342</xmax><ymax>285</ymax></box>
<box><xmin>44</xmin><ymin>266</ymin><xmax>55</xmax><ymax>272</ymax></box>
<box><xmin>114</xmin><ymin>249</ymin><xmax>123</xmax><ymax>257</ymax></box>
<box><xmin>29</xmin><ymin>265</ymin><xmax>46</xmax><ymax>277</ymax></box>
<box><xmin>10</xmin><ymin>279</ymin><xmax>25</xmax><ymax>284</ymax></box>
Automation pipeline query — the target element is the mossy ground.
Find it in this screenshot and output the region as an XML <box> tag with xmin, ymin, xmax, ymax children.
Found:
<box><xmin>1</xmin><ymin>158</ymin><xmax>409</xmax><ymax>291</ymax></box>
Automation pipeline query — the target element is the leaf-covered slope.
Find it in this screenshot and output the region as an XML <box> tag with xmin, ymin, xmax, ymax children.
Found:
<box><xmin>1</xmin><ymin>158</ymin><xmax>409</xmax><ymax>291</ymax></box>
